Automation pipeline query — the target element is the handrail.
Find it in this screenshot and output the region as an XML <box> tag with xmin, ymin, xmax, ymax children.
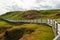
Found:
<box><xmin>0</xmin><ymin>18</ymin><xmax>60</xmax><ymax>40</ymax></box>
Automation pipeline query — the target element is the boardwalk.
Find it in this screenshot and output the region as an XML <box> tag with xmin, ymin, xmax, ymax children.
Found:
<box><xmin>0</xmin><ymin>18</ymin><xmax>60</xmax><ymax>40</ymax></box>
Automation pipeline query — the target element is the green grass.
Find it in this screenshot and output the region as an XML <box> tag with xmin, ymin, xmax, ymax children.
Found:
<box><xmin>0</xmin><ymin>20</ymin><xmax>11</xmax><ymax>28</ymax></box>
<box><xmin>1</xmin><ymin>11</ymin><xmax>25</xmax><ymax>20</ymax></box>
<box><xmin>4</xmin><ymin>24</ymin><xmax>55</xmax><ymax>40</ymax></box>
<box><xmin>0</xmin><ymin>10</ymin><xmax>60</xmax><ymax>20</ymax></box>
<box><xmin>0</xmin><ymin>9</ymin><xmax>60</xmax><ymax>40</ymax></box>
<box><xmin>0</xmin><ymin>20</ymin><xmax>12</xmax><ymax>33</ymax></box>
<box><xmin>0</xmin><ymin>21</ymin><xmax>55</xmax><ymax>40</ymax></box>
<box><xmin>19</xmin><ymin>24</ymin><xmax>55</xmax><ymax>40</ymax></box>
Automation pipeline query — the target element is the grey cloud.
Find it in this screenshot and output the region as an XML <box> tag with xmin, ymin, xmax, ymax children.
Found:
<box><xmin>0</xmin><ymin>0</ymin><xmax>60</xmax><ymax>15</ymax></box>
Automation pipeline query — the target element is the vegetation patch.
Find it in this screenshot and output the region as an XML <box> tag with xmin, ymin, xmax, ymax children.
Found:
<box><xmin>19</xmin><ymin>24</ymin><xmax>55</xmax><ymax>40</ymax></box>
<box><xmin>0</xmin><ymin>24</ymin><xmax>54</xmax><ymax>40</ymax></box>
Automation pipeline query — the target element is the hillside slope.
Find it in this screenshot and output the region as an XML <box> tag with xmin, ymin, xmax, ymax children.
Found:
<box><xmin>0</xmin><ymin>9</ymin><xmax>59</xmax><ymax>40</ymax></box>
<box><xmin>1</xmin><ymin>10</ymin><xmax>60</xmax><ymax>20</ymax></box>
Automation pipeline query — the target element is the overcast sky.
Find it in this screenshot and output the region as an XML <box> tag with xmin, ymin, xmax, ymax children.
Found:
<box><xmin>0</xmin><ymin>0</ymin><xmax>60</xmax><ymax>15</ymax></box>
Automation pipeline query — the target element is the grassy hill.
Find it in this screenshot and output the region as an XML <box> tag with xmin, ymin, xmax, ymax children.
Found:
<box><xmin>0</xmin><ymin>9</ymin><xmax>60</xmax><ymax>40</ymax></box>
<box><xmin>1</xmin><ymin>10</ymin><xmax>60</xmax><ymax>20</ymax></box>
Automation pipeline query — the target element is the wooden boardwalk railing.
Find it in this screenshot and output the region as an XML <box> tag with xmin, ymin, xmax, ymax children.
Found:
<box><xmin>0</xmin><ymin>18</ymin><xmax>60</xmax><ymax>40</ymax></box>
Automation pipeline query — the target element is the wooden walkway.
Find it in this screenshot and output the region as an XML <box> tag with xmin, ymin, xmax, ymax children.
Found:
<box><xmin>0</xmin><ymin>18</ymin><xmax>60</xmax><ymax>40</ymax></box>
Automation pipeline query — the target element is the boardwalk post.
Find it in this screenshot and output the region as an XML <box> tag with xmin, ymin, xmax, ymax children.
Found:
<box><xmin>40</xmin><ymin>19</ymin><xmax>42</xmax><ymax>23</ymax></box>
<box><xmin>47</xmin><ymin>19</ymin><xmax>49</xmax><ymax>25</ymax></box>
<box><xmin>54</xmin><ymin>21</ymin><xmax>57</xmax><ymax>36</ymax></box>
<box><xmin>52</xmin><ymin>20</ymin><xmax>57</xmax><ymax>36</ymax></box>
<box><xmin>54</xmin><ymin>21</ymin><xmax>58</xmax><ymax>36</ymax></box>
<box><xmin>51</xmin><ymin>19</ymin><xmax>53</xmax><ymax>26</ymax></box>
<box><xmin>49</xmin><ymin>19</ymin><xmax>50</xmax><ymax>25</ymax></box>
<box><xmin>46</xmin><ymin>19</ymin><xmax>48</xmax><ymax>24</ymax></box>
<box><xmin>56</xmin><ymin>23</ymin><xmax>58</xmax><ymax>35</ymax></box>
<box><xmin>29</xmin><ymin>20</ymin><xmax>31</xmax><ymax>23</ymax></box>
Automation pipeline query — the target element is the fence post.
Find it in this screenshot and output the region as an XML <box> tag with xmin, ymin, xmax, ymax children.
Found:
<box><xmin>46</xmin><ymin>19</ymin><xmax>48</xmax><ymax>24</ymax></box>
<box><xmin>30</xmin><ymin>19</ymin><xmax>31</xmax><ymax>24</ymax></box>
<box><xmin>51</xmin><ymin>20</ymin><xmax>57</xmax><ymax>36</ymax></box>
<box><xmin>56</xmin><ymin>23</ymin><xmax>58</xmax><ymax>35</ymax></box>
<box><xmin>54</xmin><ymin>21</ymin><xmax>58</xmax><ymax>36</ymax></box>
<box><xmin>41</xmin><ymin>18</ymin><xmax>42</xmax><ymax>23</ymax></box>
